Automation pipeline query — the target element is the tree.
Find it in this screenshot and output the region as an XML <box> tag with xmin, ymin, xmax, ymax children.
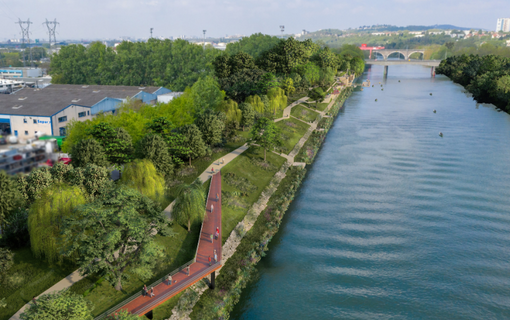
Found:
<box><xmin>20</xmin><ymin>289</ymin><xmax>93</xmax><ymax>320</ymax></box>
<box><xmin>172</xmin><ymin>179</ymin><xmax>205</xmax><ymax>232</ymax></box>
<box><xmin>218</xmin><ymin>69</ymin><xmax>266</xmax><ymax>103</ymax></box>
<box><xmin>70</xmin><ymin>139</ymin><xmax>109</xmax><ymax>168</ymax></box>
<box><xmin>28</xmin><ymin>184</ymin><xmax>87</xmax><ymax>263</ymax></box>
<box><xmin>136</xmin><ymin>134</ymin><xmax>174</xmax><ymax>177</ymax></box>
<box><xmin>245</xmin><ymin>95</ymin><xmax>265</xmax><ymax>114</ymax></box>
<box><xmin>218</xmin><ymin>99</ymin><xmax>242</xmax><ymax>124</ymax></box>
<box><xmin>239</xmin><ymin>102</ymin><xmax>255</xmax><ymax>131</ymax></box>
<box><xmin>280</xmin><ymin>78</ymin><xmax>295</xmax><ymax>96</ymax></box>
<box><xmin>179</xmin><ymin>124</ymin><xmax>207</xmax><ymax>166</ymax></box>
<box><xmin>50</xmin><ymin>161</ymin><xmax>74</xmax><ymax>184</ymax></box>
<box><xmin>0</xmin><ymin>171</ymin><xmax>20</xmax><ymax>230</ymax></box>
<box><xmin>62</xmin><ymin>186</ymin><xmax>165</xmax><ymax>291</ymax></box>
<box><xmin>82</xmin><ymin>164</ymin><xmax>114</xmax><ymax>197</ymax></box>
<box><xmin>2</xmin><ymin>208</ymin><xmax>30</xmax><ymax>248</ymax></box>
<box><xmin>194</xmin><ymin>109</ymin><xmax>225</xmax><ymax>146</ymax></box>
<box><xmin>88</xmin><ymin>122</ymin><xmax>133</xmax><ymax>165</ymax></box>
<box><xmin>225</xmin><ymin>33</ymin><xmax>280</xmax><ymax>59</ymax></box>
<box><xmin>17</xmin><ymin>167</ymin><xmax>53</xmax><ymax>204</ymax></box>
<box><xmin>250</xmin><ymin>118</ymin><xmax>282</xmax><ymax>161</ymax></box>
<box><xmin>257</xmin><ymin>72</ymin><xmax>280</xmax><ymax>94</ymax></box>
<box><xmin>120</xmin><ymin>159</ymin><xmax>166</xmax><ymax>205</ymax></box>
<box><xmin>309</xmin><ymin>87</ymin><xmax>326</xmax><ymax>108</ymax></box>
<box><xmin>256</xmin><ymin>38</ymin><xmax>318</xmax><ymax>75</ymax></box>
<box><xmin>190</xmin><ymin>76</ymin><xmax>225</xmax><ymax>114</ymax></box>
<box><xmin>267</xmin><ymin>87</ymin><xmax>287</xmax><ymax>115</ymax></box>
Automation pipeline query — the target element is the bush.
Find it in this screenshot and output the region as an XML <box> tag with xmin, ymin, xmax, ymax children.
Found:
<box><xmin>20</xmin><ymin>289</ymin><xmax>94</xmax><ymax>320</ymax></box>
<box><xmin>1</xmin><ymin>208</ymin><xmax>30</xmax><ymax>248</ymax></box>
<box><xmin>0</xmin><ymin>247</ymin><xmax>14</xmax><ymax>282</ymax></box>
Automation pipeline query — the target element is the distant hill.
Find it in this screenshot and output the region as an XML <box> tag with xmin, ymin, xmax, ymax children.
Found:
<box><xmin>358</xmin><ymin>24</ymin><xmax>479</xmax><ymax>31</ymax></box>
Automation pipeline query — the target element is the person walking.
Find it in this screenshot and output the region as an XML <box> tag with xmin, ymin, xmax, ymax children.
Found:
<box><xmin>214</xmin><ymin>249</ymin><xmax>217</xmax><ymax>263</ymax></box>
<box><xmin>215</xmin><ymin>227</ymin><xmax>219</xmax><ymax>239</ymax></box>
<box><xmin>208</xmin><ymin>255</ymin><xmax>212</xmax><ymax>266</ymax></box>
<box><xmin>150</xmin><ymin>287</ymin><xmax>155</xmax><ymax>298</ymax></box>
<box><xmin>211</xmin><ymin>204</ymin><xmax>214</xmax><ymax>214</ymax></box>
<box><xmin>186</xmin><ymin>265</ymin><xmax>190</xmax><ymax>276</ymax></box>
<box><xmin>211</xmin><ymin>167</ymin><xmax>214</xmax><ymax>173</ymax></box>
<box><xmin>216</xmin><ymin>193</ymin><xmax>219</xmax><ymax>201</ymax></box>
<box><xmin>143</xmin><ymin>284</ymin><xmax>148</xmax><ymax>297</ymax></box>
<box><xmin>222</xmin><ymin>158</ymin><xmax>225</xmax><ymax>164</ymax></box>
<box><xmin>167</xmin><ymin>274</ymin><xmax>172</xmax><ymax>286</ymax></box>
<box><xmin>210</xmin><ymin>233</ymin><xmax>214</xmax><ymax>244</ymax></box>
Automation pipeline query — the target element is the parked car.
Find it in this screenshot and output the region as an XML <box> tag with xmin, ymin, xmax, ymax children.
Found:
<box><xmin>0</xmin><ymin>136</ymin><xmax>6</xmax><ymax>145</ymax></box>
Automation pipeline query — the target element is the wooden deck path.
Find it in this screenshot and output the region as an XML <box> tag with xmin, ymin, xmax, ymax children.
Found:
<box><xmin>111</xmin><ymin>173</ymin><xmax>223</xmax><ymax>317</ymax></box>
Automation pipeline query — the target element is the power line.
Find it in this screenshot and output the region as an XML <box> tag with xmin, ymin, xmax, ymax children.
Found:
<box><xmin>0</xmin><ymin>0</ymin><xmax>19</xmax><ymax>19</ymax></box>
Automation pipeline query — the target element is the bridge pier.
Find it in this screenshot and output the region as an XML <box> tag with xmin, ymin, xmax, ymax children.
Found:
<box><xmin>209</xmin><ymin>271</ymin><xmax>216</xmax><ymax>289</ymax></box>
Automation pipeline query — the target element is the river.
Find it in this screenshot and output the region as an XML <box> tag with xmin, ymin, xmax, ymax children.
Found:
<box><xmin>231</xmin><ymin>64</ymin><xmax>510</xmax><ymax>319</ymax></box>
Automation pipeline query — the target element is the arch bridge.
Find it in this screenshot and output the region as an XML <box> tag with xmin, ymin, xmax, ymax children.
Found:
<box><xmin>372</xmin><ymin>49</ymin><xmax>425</xmax><ymax>60</ymax></box>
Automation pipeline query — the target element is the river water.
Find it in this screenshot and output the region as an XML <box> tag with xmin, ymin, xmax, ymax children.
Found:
<box><xmin>231</xmin><ymin>65</ymin><xmax>510</xmax><ymax>319</ymax></box>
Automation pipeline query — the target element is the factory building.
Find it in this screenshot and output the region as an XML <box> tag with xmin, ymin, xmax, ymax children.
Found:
<box><xmin>0</xmin><ymin>84</ymin><xmax>171</xmax><ymax>140</ymax></box>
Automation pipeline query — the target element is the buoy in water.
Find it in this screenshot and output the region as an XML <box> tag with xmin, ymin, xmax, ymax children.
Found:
<box><xmin>381</xmin><ymin>88</ymin><xmax>384</xmax><ymax>91</ymax></box>
<box><xmin>430</xmin><ymin>93</ymin><xmax>433</xmax><ymax>96</ymax></box>
<box><xmin>433</xmin><ymin>110</ymin><xmax>436</xmax><ymax>113</ymax></box>
<box><xmin>439</xmin><ymin>132</ymin><xmax>443</xmax><ymax>137</ymax></box>
<box><xmin>398</xmin><ymin>80</ymin><xmax>401</xmax><ymax>82</ymax></box>
<box><xmin>375</xmin><ymin>99</ymin><xmax>378</xmax><ymax>102</ymax></box>
<box><xmin>372</xmin><ymin>85</ymin><xmax>374</xmax><ymax>87</ymax></box>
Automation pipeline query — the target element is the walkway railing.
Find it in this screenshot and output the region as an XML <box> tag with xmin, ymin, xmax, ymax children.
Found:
<box><xmin>94</xmin><ymin>260</ymin><xmax>195</xmax><ymax>319</ymax></box>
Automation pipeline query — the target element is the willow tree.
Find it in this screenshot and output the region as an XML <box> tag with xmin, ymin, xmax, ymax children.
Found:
<box><xmin>218</xmin><ymin>99</ymin><xmax>242</xmax><ymax>124</ymax></box>
<box><xmin>267</xmin><ymin>87</ymin><xmax>287</xmax><ymax>115</ymax></box>
<box><xmin>120</xmin><ymin>159</ymin><xmax>165</xmax><ymax>205</ymax></box>
<box><xmin>28</xmin><ymin>184</ymin><xmax>87</xmax><ymax>263</ymax></box>
<box><xmin>245</xmin><ymin>95</ymin><xmax>265</xmax><ymax>114</ymax></box>
<box><xmin>172</xmin><ymin>179</ymin><xmax>205</xmax><ymax>232</ymax></box>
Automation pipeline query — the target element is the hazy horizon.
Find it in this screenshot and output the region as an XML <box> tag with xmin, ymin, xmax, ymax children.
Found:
<box><xmin>0</xmin><ymin>0</ymin><xmax>508</xmax><ymax>41</ymax></box>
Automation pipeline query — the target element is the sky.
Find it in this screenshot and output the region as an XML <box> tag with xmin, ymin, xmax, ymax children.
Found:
<box><xmin>1</xmin><ymin>0</ymin><xmax>509</xmax><ymax>40</ymax></box>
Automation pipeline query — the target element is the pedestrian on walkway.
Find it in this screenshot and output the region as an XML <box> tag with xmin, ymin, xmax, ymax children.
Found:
<box><xmin>208</xmin><ymin>255</ymin><xmax>212</xmax><ymax>266</ymax></box>
<box><xmin>32</xmin><ymin>296</ymin><xmax>37</xmax><ymax>305</ymax></box>
<box><xmin>222</xmin><ymin>158</ymin><xmax>225</xmax><ymax>164</ymax></box>
<box><xmin>143</xmin><ymin>284</ymin><xmax>148</xmax><ymax>297</ymax></box>
<box><xmin>167</xmin><ymin>274</ymin><xmax>172</xmax><ymax>285</ymax></box>
<box><xmin>186</xmin><ymin>265</ymin><xmax>190</xmax><ymax>276</ymax></box>
<box><xmin>214</xmin><ymin>250</ymin><xmax>217</xmax><ymax>263</ymax></box>
<box><xmin>216</xmin><ymin>193</ymin><xmax>219</xmax><ymax>201</ymax></box>
<box><xmin>211</xmin><ymin>204</ymin><xmax>214</xmax><ymax>213</ymax></box>
<box><xmin>215</xmin><ymin>227</ymin><xmax>219</xmax><ymax>239</ymax></box>
<box><xmin>211</xmin><ymin>167</ymin><xmax>214</xmax><ymax>173</ymax></box>
<box><xmin>150</xmin><ymin>287</ymin><xmax>155</xmax><ymax>298</ymax></box>
<box><xmin>210</xmin><ymin>233</ymin><xmax>214</xmax><ymax>244</ymax></box>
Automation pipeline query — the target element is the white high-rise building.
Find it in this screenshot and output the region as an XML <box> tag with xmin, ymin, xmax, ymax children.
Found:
<box><xmin>496</xmin><ymin>18</ymin><xmax>510</xmax><ymax>32</ymax></box>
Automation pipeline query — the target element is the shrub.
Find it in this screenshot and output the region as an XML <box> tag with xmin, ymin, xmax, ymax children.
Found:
<box><xmin>1</xmin><ymin>208</ymin><xmax>29</xmax><ymax>248</ymax></box>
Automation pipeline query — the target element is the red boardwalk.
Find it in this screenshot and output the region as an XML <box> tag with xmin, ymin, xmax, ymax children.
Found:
<box><xmin>115</xmin><ymin>172</ymin><xmax>222</xmax><ymax>316</ymax></box>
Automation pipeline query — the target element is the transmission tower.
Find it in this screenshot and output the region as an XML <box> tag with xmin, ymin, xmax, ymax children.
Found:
<box><xmin>43</xmin><ymin>19</ymin><xmax>59</xmax><ymax>58</ymax></box>
<box><xmin>15</xmin><ymin>18</ymin><xmax>32</xmax><ymax>67</ymax></box>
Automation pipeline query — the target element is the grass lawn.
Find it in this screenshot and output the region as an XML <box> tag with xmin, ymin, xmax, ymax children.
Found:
<box><xmin>150</xmin><ymin>291</ymin><xmax>183</xmax><ymax>319</ymax></box>
<box><xmin>220</xmin><ymin>146</ymin><xmax>285</xmax><ymax>244</ymax></box>
<box><xmin>301</xmin><ymin>101</ymin><xmax>329</xmax><ymax>112</ymax></box>
<box><xmin>291</xmin><ymin>105</ymin><xmax>321</xmax><ymax>123</ymax></box>
<box><xmin>275</xmin><ymin>118</ymin><xmax>310</xmax><ymax>154</ymax></box>
<box><xmin>68</xmin><ymin>222</ymin><xmax>200</xmax><ymax>317</ymax></box>
<box><xmin>166</xmin><ymin>130</ymin><xmax>250</xmax><ymax>202</ymax></box>
<box><xmin>0</xmin><ymin>248</ymin><xmax>77</xmax><ymax>320</ymax></box>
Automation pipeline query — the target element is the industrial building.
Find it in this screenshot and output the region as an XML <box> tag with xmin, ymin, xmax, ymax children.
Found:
<box><xmin>0</xmin><ymin>84</ymin><xmax>171</xmax><ymax>139</ymax></box>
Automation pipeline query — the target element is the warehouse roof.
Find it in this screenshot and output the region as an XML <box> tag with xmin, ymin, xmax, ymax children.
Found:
<box><xmin>0</xmin><ymin>84</ymin><xmax>165</xmax><ymax>116</ymax></box>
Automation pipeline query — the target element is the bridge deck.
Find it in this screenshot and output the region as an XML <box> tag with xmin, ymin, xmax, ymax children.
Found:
<box><xmin>114</xmin><ymin>173</ymin><xmax>223</xmax><ymax>316</ymax></box>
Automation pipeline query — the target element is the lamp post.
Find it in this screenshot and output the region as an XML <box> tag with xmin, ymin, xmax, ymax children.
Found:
<box><xmin>150</xmin><ymin>28</ymin><xmax>153</xmax><ymax>39</ymax></box>
<box><xmin>280</xmin><ymin>25</ymin><xmax>285</xmax><ymax>39</ymax></box>
<box><xmin>203</xmin><ymin>30</ymin><xmax>207</xmax><ymax>50</ymax></box>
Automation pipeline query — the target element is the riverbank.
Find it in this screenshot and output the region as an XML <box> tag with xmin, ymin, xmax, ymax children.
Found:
<box><xmin>183</xmin><ymin>84</ymin><xmax>356</xmax><ymax>320</ymax></box>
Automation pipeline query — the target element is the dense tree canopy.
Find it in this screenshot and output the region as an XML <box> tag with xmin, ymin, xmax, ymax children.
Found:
<box><xmin>20</xmin><ymin>289</ymin><xmax>93</xmax><ymax>320</ymax></box>
<box><xmin>225</xmin><ymin>33</ymin><xmax>281</xmax><ymax>59</ymax></box>
<box><xmin>50</xmin><ymin>39</ymin><xmax>221</xmax><ymax>91</ymax></box>
<box><xmin>437</xmin><ymin>54</ymin><xmax>510</xmax><ymax>112</ymax></box>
